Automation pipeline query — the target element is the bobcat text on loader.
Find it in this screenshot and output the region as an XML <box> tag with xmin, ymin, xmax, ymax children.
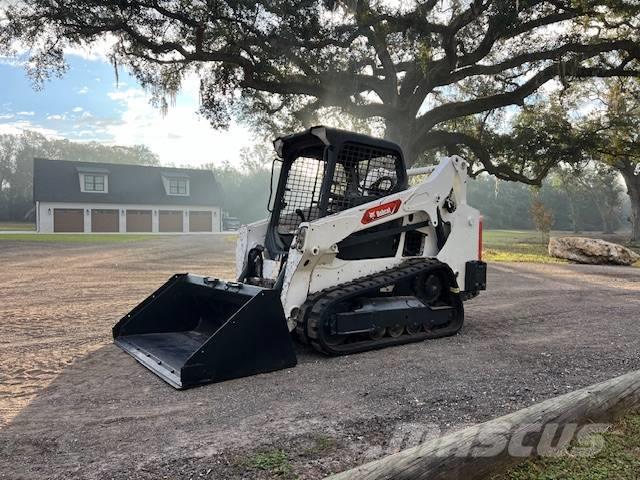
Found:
<box><xmin>113</xmin><ymin>127</ymin><xmax>487</xmax><ymax>389</ymax></box>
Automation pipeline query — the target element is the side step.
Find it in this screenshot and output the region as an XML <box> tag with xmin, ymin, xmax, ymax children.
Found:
<box><xmin>113</xmin><ymin>274</ymin><xmax>297</xmax><ymax>389</ymax></box>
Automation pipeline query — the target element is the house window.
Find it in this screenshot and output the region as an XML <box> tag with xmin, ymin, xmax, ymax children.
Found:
<box><xmin>84</xmin><ymin>174</ymin><xmax>105</xmax><ymax>192</ymax></box>
<box><xmin>168</xmin><ymin>178</ymin><xmax>188</xmax><ymax>195</ymax></box>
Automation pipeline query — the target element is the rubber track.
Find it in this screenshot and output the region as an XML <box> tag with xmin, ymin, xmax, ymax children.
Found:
<box><xmin>297</xmin><ymin>258</ymin><xmax>464</xmax><ymax>355</ymax></box>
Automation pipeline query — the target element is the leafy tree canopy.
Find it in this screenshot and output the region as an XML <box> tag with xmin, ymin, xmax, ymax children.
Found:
<box><xmin>2</xmin><ymin>0</ymin><xmax>640</xmax><ymax>182</ymax></box>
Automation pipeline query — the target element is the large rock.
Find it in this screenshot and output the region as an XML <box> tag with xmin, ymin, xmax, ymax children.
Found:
<box><xmin>548</xmin><ymin>236</ymin><xmax>640</xmax><ymax>266</ymax></box>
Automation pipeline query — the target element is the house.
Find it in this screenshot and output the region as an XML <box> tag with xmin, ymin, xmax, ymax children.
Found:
<box><xmin>33</xmin><ymin>158</ymin><xmax>223</xmax><ymax>233</ymax></box>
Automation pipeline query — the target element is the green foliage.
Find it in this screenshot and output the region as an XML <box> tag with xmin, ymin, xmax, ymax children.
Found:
<box><xmin>493</xmin><ymin>410</ymin><xmax>640</xmax><ymax>480</ymax></box>
<box><xmin>570</xmin><ymin>79</ymin><xmax>640</xmax><ymax>241</ymax></box>
<box><xmin>0</xmin><ymin>131</ymin><xmax>159</xmax><ymax>222</ymax></box>
<box><xmin>302</xmin><ymin>434</ymin><xmax>338</xmax><ymax>458</ymax></box>
<box><xmin>530</xmin><ymin>196</ymin><xmax>554</xmax><ymax>243</ymax></box>
<box><xmin>477</xmin><ymin>102</ymin><xmax>586</xmax><ymax>184</ymax></box>
<box><xmin>552</xmin><ymin>163</ymin><xmax>624</xmax><ymax>234</ymax></box>
<box><xmin>0</xmin><ymin>222</ymin><xmax>35</xmax><ymax>231</ymax></box>
<box><xmin>467</xmin><ymin>174</ymin><xmax>627</xmax><ymax>233</ymax></box>
<box><xmin>243</xmin><ymin>449</ymin><xmax>295</xmax><ymax>478</ymax></box>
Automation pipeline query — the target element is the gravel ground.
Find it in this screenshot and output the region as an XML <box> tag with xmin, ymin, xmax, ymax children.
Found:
<box><xmin>1</xmin><ymin>236</ymin><xmax>639</xmax><ymax>479</ymax></box>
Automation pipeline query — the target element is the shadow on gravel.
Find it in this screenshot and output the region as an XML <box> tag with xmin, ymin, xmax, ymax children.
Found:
<box><xmin>3</xmin><ymin>263</ymin><xmax>640</xmax><ymax>480</ymax></box>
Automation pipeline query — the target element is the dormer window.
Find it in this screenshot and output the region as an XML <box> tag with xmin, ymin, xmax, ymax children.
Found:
<box><xmin>162</xmin><ymin>173</ymin><xmax>190</xmax><ymax>196</ymax></box>
<box><xmin>169</xmin><ymin>178</ymin><xmax>188</xmax><ymax>195</ymax></box>
<box><xmin>77</xmin><ymin>166</ymin><xmax>109</xmax><ymax>193</ymax></box>
<box><xmin>84</xmin><ymin>174</ymin><xmax>105</xmax><ymax>192</ymax></box>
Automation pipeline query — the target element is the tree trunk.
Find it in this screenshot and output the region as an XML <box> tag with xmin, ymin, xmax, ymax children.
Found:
<box><xmin>567</xmin><ymin>197</ymin><xmax>580</xmax><ymax>233</ymax></box>
<box><xmin>560</xmin><ymin>187</ymin><xmax>580</xmax><ymax>233</ymax></box>
<box><xmin>601</xmin><ymin>205</ymin><xmax>615</xmax><ymax>235</ymax></box>
<box><xmin>384</xmin><ymin>120</ymin><xmax>420</xmax><ymax>166</ymax></box>
<box><xmin>591</xmin><ymin>197</ymin><xmax>614</xmax><ymax>235</ymax></box>
<box><xmin>619</xmin><ymin>162</ymin><xmax>640</xmax><ymax>243</ymax></box>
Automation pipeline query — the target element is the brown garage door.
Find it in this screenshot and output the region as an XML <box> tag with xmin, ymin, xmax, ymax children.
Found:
<box><xmin>91</xmin><ymin>209</ymin><xmax>119</xmax><ymax>232</ymax></box>
<box><xmin>159</xmin><ymin>210</ymin><xmax>183</xmax><ymax>232</ymax></box>
<box><xmin>189</xmin><ymin>211</ymin><xmax>212</xmax><ymax>232</ymax></box>
<box><xmin>54</xmin><ymin>208</ymin><xmax>84</xmax><ymax>232</ymax></box>
<box><xmin>126</xmin><ymin>210</ymin><xmax>152</xmax><ymax>232</ymax></box>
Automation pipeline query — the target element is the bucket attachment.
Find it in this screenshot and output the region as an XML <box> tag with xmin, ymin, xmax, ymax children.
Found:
<box><xmin>113</xmin><ymin>274</ymin><xmax>297</xmax><ymax>389</ymax></box>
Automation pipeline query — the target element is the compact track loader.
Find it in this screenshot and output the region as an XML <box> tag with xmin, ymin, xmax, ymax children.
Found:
<box><xmin>113</xmin><ymin>127</ymin><xmax>487</xmax><ymax>388</ymax></box>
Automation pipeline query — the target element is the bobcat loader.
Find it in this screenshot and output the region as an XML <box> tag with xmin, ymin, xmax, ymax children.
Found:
<box><xmin>113</xmin><ymin>127</ymin><xmax>487</xmax><ymax>389</ymax></box>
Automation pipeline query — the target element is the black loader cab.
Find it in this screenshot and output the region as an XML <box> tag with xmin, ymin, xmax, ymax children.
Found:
<box><xmin>266</xmin><ymin>126</ymin><xmax>408</xmax><ymax>256</ymax></box>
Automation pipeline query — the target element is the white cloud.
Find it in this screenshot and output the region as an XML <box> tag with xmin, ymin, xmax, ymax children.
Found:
<box><xmin>105</xmin><ymin>82</ymin><xmax>254</xmax><ymax>167</ymax></box>
<box><xmin>16</xmin><ymin>111</ymin><xmax>35</xmax><ymax>116</ymax></box>
<box><xmin>77</xmin><ymin>86</ymin><xmax>89</xmax><ymax>95</ymax></box>
<box><xmin>0</xmin><ymin>55</ymin><xmax>24</xmax><ymax>67</ymax></box>
<box><xmin>1</xmin><ymin>69</ymin><xmax>255</xmax><ymax>167</ymax></box>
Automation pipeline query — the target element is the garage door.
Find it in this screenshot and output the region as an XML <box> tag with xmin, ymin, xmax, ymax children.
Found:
<box><xmin>189</xmin><ymin>211</ymin><xmax>212</xmax><ymax>232</ymax></box>
<box><xmin>159</xmin><ymin>210</ymin><xmax>183</xmax><ymax>232</ymax></box>
<box><xmin>91</xmin><ymin>209</ymin><xmax>119</xmax><ymax>232</ymax></box>
<box><xmin>54</xmin><ymin>208</ymin><xmax>84</xmax><ymax>232</ymax></box>
<box><xmin>126</xmin><ymin>210</ymin><xmax>152</xmax><ymax>232</ymax></box>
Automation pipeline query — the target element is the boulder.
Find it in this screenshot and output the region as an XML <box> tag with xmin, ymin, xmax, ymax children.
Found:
<box><xmin>548</xmin><ymin>236</ymin><xmax>640</xmax><ymax>266</ymax></box>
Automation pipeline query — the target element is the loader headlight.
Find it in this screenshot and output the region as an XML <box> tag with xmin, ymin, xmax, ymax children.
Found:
<box><xmin>295</xmin><ymin>227</ymin><xmax>307</xmax><ymax>252</ymax></box>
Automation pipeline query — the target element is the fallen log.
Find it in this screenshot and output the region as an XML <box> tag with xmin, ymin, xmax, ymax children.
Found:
<box><xmin>326</xmin><ymin>370</ymin><xmax>640</xmax><ymax>480</ymax></box>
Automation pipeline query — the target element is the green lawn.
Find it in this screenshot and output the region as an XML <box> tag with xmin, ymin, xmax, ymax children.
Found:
<box><xmin>483</xmin><ymin>229</ymin><xmax>640</xmax><ymax>265</ymax></box>
<box><xmin>0</xmin><ymin>222</ymin><xmax>36</xmax><ymax>231</ymax></box>
<box><xmin>0</xmin><ymin>233</ymin><xmax>159</xmax><ymax>244</ymax></box>
<box><xmin>494</xmin><ymin>410</ymin><xmax>640</xmax><ymax>480</ymax></box>
<box><xmin>483</xmin><ymin>230</ymin><xmax>563</xmax><ymax>264</ymax></box>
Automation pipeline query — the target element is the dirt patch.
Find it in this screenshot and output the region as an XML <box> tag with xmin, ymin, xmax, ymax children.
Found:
<box><xmin>1</xmin><ymin>237</ymin><xmax>639</xmax><ymax>479</ymax></box>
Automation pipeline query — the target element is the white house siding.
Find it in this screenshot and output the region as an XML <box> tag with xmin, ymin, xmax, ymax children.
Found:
<box><xmin>37</xmin><ymin>201</ymin><xmax>222</xmax><ymax>233</ymax></box>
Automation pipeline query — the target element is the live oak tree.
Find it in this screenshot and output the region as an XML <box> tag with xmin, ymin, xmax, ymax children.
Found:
<box><xmin>3</xmin><ymin>0</ymin><xmax>640</xmax><ymax>183</ymax></box>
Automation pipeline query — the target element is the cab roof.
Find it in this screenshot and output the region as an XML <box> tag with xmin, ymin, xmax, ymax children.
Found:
<box><xmin>273</xmin><ymin>126</ymin><xmax>404</xmax><ymax>161</ymax></box>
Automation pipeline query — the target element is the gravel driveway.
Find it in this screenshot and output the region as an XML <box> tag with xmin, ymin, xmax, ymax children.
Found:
<box><xmin>1</xmin><ymin>236</ymin><xmax>639</xmax><ymax>479</ymax></box>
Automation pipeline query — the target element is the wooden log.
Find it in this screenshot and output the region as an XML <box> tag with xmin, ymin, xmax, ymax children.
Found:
<box><xmin>326</xmin><ymin>370</ymin><xmax>640</xmax><ymax>480</ymax></box>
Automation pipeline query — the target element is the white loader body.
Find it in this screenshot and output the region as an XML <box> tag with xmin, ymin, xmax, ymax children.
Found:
<box><xmin>237</xmin><ymin>155</ymin><xmax>481</xmax><ymax>331</ymax></box>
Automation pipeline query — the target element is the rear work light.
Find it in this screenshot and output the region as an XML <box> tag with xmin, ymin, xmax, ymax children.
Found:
<box><xmin>478</xmin><ymin>216</ymin><xmax>483</xmax><ymax>261</ymax></box>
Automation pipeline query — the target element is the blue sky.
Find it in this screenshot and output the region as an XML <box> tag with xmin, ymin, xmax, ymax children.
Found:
<box><xmin>0</xmin><ymin>52</ymin><xmax>252</xmax><ymax>166</ymax></box>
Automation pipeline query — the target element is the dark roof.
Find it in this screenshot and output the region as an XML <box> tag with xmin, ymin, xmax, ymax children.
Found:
<box><xmin>33</xmin><ymin>158</ymin><xmax>222</xmax><ymax>206</ymax></box>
